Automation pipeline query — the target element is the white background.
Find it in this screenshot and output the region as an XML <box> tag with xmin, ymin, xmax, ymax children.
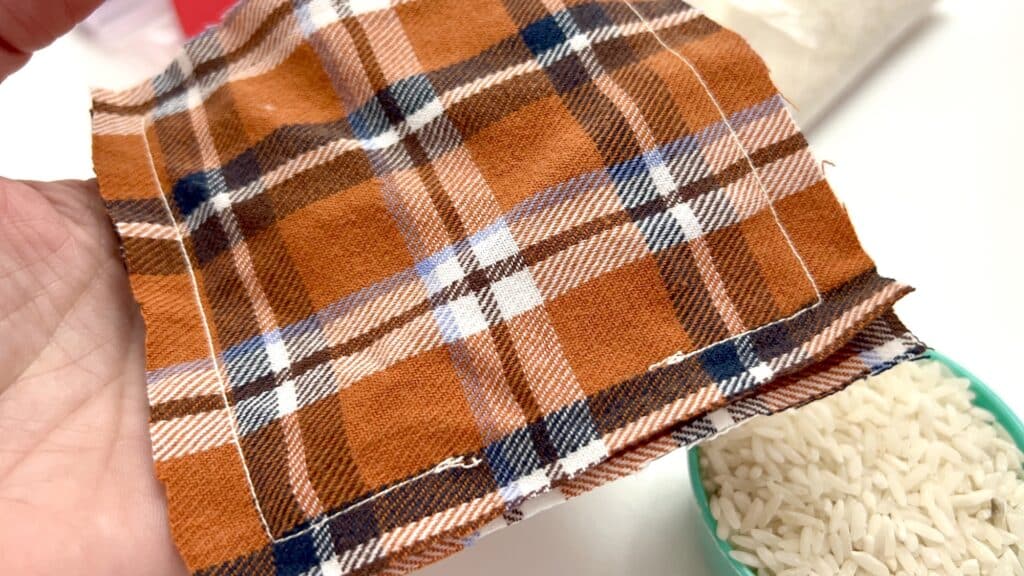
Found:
<box><xmin>1</xmin><ymin>1</ymin><xmax>1021</xmax><ymax>574</ymax></box>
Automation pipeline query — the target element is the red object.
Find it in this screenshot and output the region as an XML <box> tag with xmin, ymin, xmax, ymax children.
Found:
<box><xmin>172</xmin><ymin>0</ymin><xmax>236</xmax><ymax>37</ymax></box>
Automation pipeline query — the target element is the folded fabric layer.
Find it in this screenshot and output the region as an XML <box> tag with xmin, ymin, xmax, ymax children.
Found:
<box><xmin>90</xmin><ymin>0</ymin><xmax>923</xmax><ymax>574</ymax></box>
<box><xmin>402</xmin><ymin>309</ymin><xmax>921</xmax><ymax>572</ymax></box>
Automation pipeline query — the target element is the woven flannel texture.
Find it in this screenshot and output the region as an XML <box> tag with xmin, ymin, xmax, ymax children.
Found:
<box><xmin>89</xmin><ymin>0</ymin><xmax>920</xmax><ymax>573</ymax></box>
<box><xmin>398</xmin><ymin>309</ymin><xmax>923</xmax><ymax>571</ymax></box>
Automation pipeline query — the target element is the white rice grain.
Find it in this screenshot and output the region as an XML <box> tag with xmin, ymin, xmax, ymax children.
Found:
<box><xmin>701</xmin><ymin>359</ymin><xmax>1024</xmax><ymax>575</ymax></box>
<box><xmin>850</xmin><ymin>550</ymin><xmax>889</xmax><ymax>576</ymax></box>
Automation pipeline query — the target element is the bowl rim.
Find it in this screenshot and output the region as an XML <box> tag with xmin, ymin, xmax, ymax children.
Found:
<box><xmin>687</xmin><ymin>349</ymin><xmax>1024</xmax><ymax>574</ymax></box>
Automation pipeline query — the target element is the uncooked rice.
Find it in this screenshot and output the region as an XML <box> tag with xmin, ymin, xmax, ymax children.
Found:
<box><xmin>700</xmin><ymin>359</ymin><xmax>1024</xmax><ymax>575</ymax></box>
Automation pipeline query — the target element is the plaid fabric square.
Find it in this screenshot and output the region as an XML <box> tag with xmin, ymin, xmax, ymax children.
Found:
<box><xmin>90</xmin><ymin>0</ymin><xmax>924</xmax><ymax>574</ymax></box>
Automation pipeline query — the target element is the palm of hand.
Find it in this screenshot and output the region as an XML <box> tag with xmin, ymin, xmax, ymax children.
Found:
<box><xmin>0</xmin><ymin>178</ymin><xmax>185</xmax><ymax>575</ymax></box>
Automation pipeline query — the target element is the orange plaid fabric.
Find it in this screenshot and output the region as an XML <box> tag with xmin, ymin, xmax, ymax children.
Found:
<box><xmin>90</xmin><ymin>0</ymin><xmax>922</xmax><ymax>573</ymax></box>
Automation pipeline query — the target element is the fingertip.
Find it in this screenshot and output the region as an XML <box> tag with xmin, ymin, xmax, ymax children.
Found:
<box><xmin>0</xmin><ymin>45</ymin><xmax>29</xmax><ymax>84</ymax></box>
<box><xmin>0</xmin><ymin>0</ymin><xmax>105</xmax><ymax>81</ymax></box>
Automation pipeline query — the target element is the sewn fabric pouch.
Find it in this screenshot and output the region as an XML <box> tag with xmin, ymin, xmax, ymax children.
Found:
<box><xmin>90</xmin><ymin>0</ymin><xmax>924</xmax><ymax>573</ymax></box>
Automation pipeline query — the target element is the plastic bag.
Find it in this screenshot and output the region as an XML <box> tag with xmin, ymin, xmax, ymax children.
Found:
<box><xmin>688</xmin><ymin>0</ymin><xmax>935</xmax><ymax>126</ymax></box>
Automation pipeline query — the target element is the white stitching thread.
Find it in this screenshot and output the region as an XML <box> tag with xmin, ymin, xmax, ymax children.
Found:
<box><xmin>138</xmin><ymin>115</ymin><xmax>482</xmax><ymax>547</ymax></box>
<box><xmin>623</xmin><ymin>0</ymin><xmax>822</xmax><ymax>301</ymax></box>
<box><xmin>273</xmin><ymin>455</ymin><xmax>483</xmax><ymax>545</ymax></box>
<box><xmin>133</xmin><ymin>1</ymin><xmax>829</xmax><ymax>550</ymax></box>
<box><xmin>139</xmin><ymin>120</ymin><xmax>276</xmax><ymax>540</ymax></box>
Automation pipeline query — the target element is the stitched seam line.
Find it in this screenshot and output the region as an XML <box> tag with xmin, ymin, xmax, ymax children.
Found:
<box><xmin>624</xmin><ymin>0</ymin><xmax>822</xmax><ymax>302</ymax></box>
<box><xmin>134</xmin><ymin>2</ymin><xmax>830</xmax><ymax>551</ymax></box>
<box><xmin>138</xmin><ymin>119</ymin><xmax>276</xmax><ymax>540</ymax></box>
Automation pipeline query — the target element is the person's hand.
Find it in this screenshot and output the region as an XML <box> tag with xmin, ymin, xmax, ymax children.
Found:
<box><xmin>0</xmin><ymin>3</ymin><xmax>187</xmax><ymax>575</ymax></box>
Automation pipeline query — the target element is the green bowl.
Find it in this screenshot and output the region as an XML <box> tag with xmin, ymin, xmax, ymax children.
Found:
<box><xmin>687</xmin><ymin>350</ymin><xmax>1024</xmax><ymax>575</ymax></box>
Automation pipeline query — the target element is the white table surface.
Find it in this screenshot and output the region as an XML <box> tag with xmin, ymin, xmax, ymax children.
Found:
<box><xmin>1</xmin><ymin>1</ymin><xmax>1020</xmax><ymax>574</ymax></box>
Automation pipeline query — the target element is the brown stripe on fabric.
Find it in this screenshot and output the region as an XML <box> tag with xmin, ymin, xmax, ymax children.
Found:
<box><xmin>197</xmin><ymin>245</ymin><xmax>266</xmax><ymax>349</ymax></box>
<box><xmin>488</xmin><ymin>321</ymin><xmax>544</xmax><ymax>423</ymax></box>
<box><xmin>611</xmin><ymin>1</ymin><xmax>720</xmax><ymax>65</ymax></box>
<box><xmin>370</xmin><ymin>453</ymin><xmax>496</xmax><ymax>531</ymax></box>
<box><xmin>203</xmin><ymin>82</ymin><xmax>259</xmax><ymax>167</ymax></box>
<box><xmin>267</xmin><ymin>146</ymin><xmax>376</xmax><ymax>216</ymax></box>
<box><xmin>425</xmin><ymin>255</ymin><xmax>526</xmax><ymax>323</ymax></box>
<box><xmin>93</xmin><ymin>95</ymin><xmax>158</xmax><ymax>117</ymax></box>
<box><xmin>220</xmin><ymin>118</ymin><xmax>351</xmax><ymax>196</ymax></box>
<box><xmin>152</xmin><ymin>108</ymin><xmax>210</xmax><ymax>186</ymax></box>
<box><xmin>342</xmin><ymin>17</ymin><xmax>392</xmax><ymax>96</ymax></box>
<box><xmin>784</xmin><ymin>271</ymin><xmax>908</xmax><ymax>348</ymax></box>
<box><xmin>194</xmin><ymin>546</ymin><xmax>276</xmax><ymax>576</ymax></box>
<box><xmin>589</xmin><ymin>351</ymin><xmax>712</xmax><ymax>434</ymax></box>
<box><xmin>231</xmin><ymin>194</ymin><xmax>278</xmax><ymax>238</ymax></box>
<box><xmin>445</xmin><ymin>69</ymin><xmax>555</xmax><ymax>138</ymax></box>
<box><xmin>669</xmin><ymin>134</ymin><xmax>807</xmax><ymax>205</ymax></box>
<box><xmin>808</xmin><ymin>268</ymin><xmax>895</xmax><ymax>322</ymax></box>
<box><xmin>150</xmin><ymin>394</ymin><xmax>225</xmax><ymax>422</ymax></box>
<box><xmin>499</xmin><ymin>0</ymin><xmax>552</xmax><ymax>29</ymax></box>
<box><xmin>453</xmin><ymin>332</ymin><xmax>530</xmax><ymax>440</ymax></box>
<box><xmin>734</xmin><ymin>310</ymin><xmax>914</xmax><ymax>416</ymax></box>
<box><xmin>239</xmin><ymin>420</ymin><xmax>310</xmax><ymax>536</ymax></box>
<box><xmin>590</xmin><ymin>32</ymin><xmax>640</xmax><ymax>72</ymax></box>
<box><xmin>742</xmin><ymin>335</ymin><xmax>861</xmax><ymax>401</ymax></box>
<box><xmin>426</xmin><ymin>34</ymin><xmax>534</xmax><ymax>95</ymax></box>
<box><xmin>123</xmin><ymin>237</ymin><xmax>188</xmax><ymax>275</ymax></box>
<box><xmin>521</xmin><ymin>210</ymin><xmax>632</xmax><ymax>265</ymax></box>
<box><xmin>653</xmin><ymin>241</ymin><xmax>731</xmax><ymax>348</ymax></box>
<box><xmin>229</xmin><ymin>371</ymin><xmax>283</xmax><ymax>405</ymax></box>
<box><xmin>106</xmin><ymin>198</ymin><xmax>173</xmax><ymax>224</ymax></box>
<box><xmin>282</xmin><ymin>416</ymin><xmax>326</xmax><ymax>522</ymax></box>
<box><xmin>590</xmin><ymin>276</ymin><xmax>911</xmax><ymax>436</ymax></box>
<box><xmin>623</xmin><ymin>194</ymin><xmax>671</xmax><ymax>223</ymax></box>
<box><xmin>650</xmin><ymin>13</ymin><xmax>720</xmax><ymax>47</ymax></box>
<box><xmin>667</xmin><ymin>169</ymin><xmax>717</xmax><ymax>204</ymax></box>
<box><xmin>273</xmin><ymin>349</ymin><xmax>331</xmax><ymax>395</ymax></box>
<box><xmin>428</xmin><ymin>273</ymin><xmax>477</xmax><ymax>310</ymax></box>
<box><xmin>463</xmin><ymin>266</ymin><xmax>499</xmax><ymax>296</ymax></box>
<box><xmin>321</xmin><ymin>300</ymin><xmax>434</xmax><ymax>360</ymax></box>
<box><xmin>606</xmin><ymin>35</ymin><xmax>691</xmax><ymax>147</ymax></box>
<box><xmin>405</xmin><ymin>142</ymin><xmax>472</xmax><ymax>243</ymax></box>
<box><xmin>196</xmin><ymin>3</ymin><xmax>293</xmax><ymax>80</ymax></box>
<box><xmin>748</xmin><ymin>132</ymin><xmax>807</xmax><ymax>168</ymax></box>
<box><xmin>565</xmin><ymin>79</ymin><xmax>649</xmax><ymax>167</ymax></box>
<box><xmin>701</xmin><ymin>224</ymin><xmax>783</xmax><ymax>329</ymax></box>
<box><xmin>93</xmin><ymin>2</ymin><xmax>294</xmax><ymax>115</ymax></box>
<box><xmin>297</xmin><ymin>394</ymin><xmax>369</xmax><ymax>513</ymax></box>
<box><xmin>240</xmin><ymin>224</ymin><xmax>318</xmax><ymax>328</ymax></box>
<box><xmin>190</xmin><ymin>212</ymin><xmax>232</xmax><ymax>263</ymax></box>
<box><xmin>481</xmin><ymin>253</ymin><xmax>525</xmax><ymax>285</ymax></box>
<box><xmin>708</xmin><ymin>158</ymin><xmax>751</xmax><ymax>191</ymax></box>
